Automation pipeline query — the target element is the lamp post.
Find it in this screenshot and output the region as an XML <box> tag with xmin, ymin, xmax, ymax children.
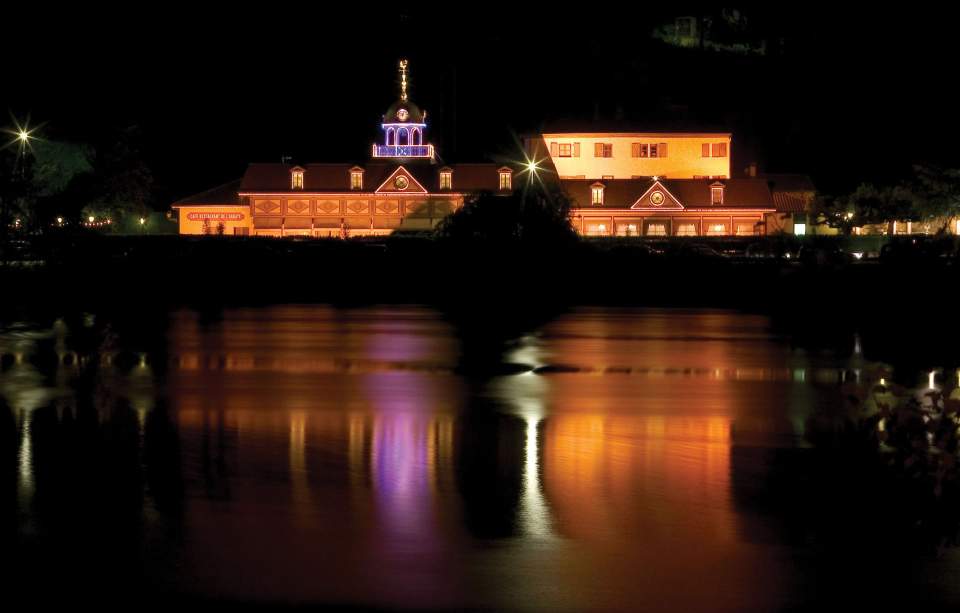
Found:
<box><xmin>3</xmin><ymin>117</ymin><xmax>38</xmax><ymax>237</ymax></box>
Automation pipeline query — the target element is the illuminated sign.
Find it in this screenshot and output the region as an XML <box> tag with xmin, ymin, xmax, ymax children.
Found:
<box><xmin>187</xmin><ymin>212</ymin><xmax>245</xmax><ymax>221</ymax></box>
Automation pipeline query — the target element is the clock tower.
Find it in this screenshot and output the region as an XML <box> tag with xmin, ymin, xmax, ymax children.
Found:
<box><xmin>372</xmin><ymin>59</ymin><xmax>435</xmax><ymax>160</ymax></box>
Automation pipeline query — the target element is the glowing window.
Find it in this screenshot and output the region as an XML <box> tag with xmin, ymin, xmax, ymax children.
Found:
<box><xmin>440</xmin><ymin>170</ymin><xmax>452</xmax><ymax>190</ymax></box>
<box><xmin>292</xmin><ymin>170</ymin><xmax>304</xmax><ymax>190</ymax></box>
<box><xmin>676</xmin><ymin>223</ymin><xmax>697</xmax><ymax>236</ymax></box>
<box><xmin>794</xmin><ymin>223</ymin><xmax>806</xmax><ymax>236</ymax></box>
<box><xmin>594</xmin><ymin>143</ymin><xmax>613</xmax><ymax>158</ymax></box>
<box><xmin>617</xmin><ymin>223</ymin><xmax>639</xmax><ymax>236</ymax></box>
<box><xmin>646</xmin><ymin>223</ymin><xmax>667</xmax><ymax>236</ymax></box>
<box><xmin>350</xmin><ymin>170</ymin><xmax>363</xmax><ymax>190</ymax></box>
<box><xmin>591</xmin><ymin>184</ymin><xmax>605</xmax><ymax>205</ymax></box>
<box><xmin>705</xmin><ymin>223</ymin><xmax>729</xmax><ymax>236</ymax></box>
<box><xmin>558</xmin><ymin>143</ymin><xmax>572</xmax><ymax>157</ymax></box>
<box><xmin>735</xmin><ymin>223</ymin><xmax>755</xmax><ymax>236</ymax></box>
<box><xmin>711</xmin><ymin>186</ymin><xmax>724</xmax><ymax>205</ymax></box>
<box><xmin>499</xmin><ymin>170</ymin><xmax>512</xmax><ymax>191</ymax></box>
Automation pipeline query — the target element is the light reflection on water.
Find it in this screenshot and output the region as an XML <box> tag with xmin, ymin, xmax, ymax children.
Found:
<box><xmin>1</xmin><ymin>305</ymin><xmax>959</xmax><ymax>610</ymax></box>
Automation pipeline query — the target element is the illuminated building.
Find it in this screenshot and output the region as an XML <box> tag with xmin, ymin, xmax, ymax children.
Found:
<box><xmin>171</xmin><ymin>60</ymin><xmax>514</xmax><ymax>237</ymax></box>
<box><xmin>172</xmin><ymin>58</ymin><xmax>815</xmax><ymax>238</ymax></box>
<box><xmin>525</xmin><ymin>129</ymin><xmax>810</xmax><ymax>236</ymax></box>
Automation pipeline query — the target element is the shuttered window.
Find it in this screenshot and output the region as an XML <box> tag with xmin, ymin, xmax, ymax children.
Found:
<box><xmin>632</xmin><ymin>143</ymin><xmax>642</xmax><ymax>157</ymax></box>
<box><xmin>572</xmin><ymin>142</ymin><xmax>580</xmax><ymax>157</ymax></box>
<box><xmin>550</xmin><ymin>142</ymin><xmax>559</xmax><ymax>156</ymax></box>
<box><xmin>712</xmin><ymin>143</ymin><xmax>728</xmax><ymax>157</ymax></box>
<box><xmin>659</xmin><ymin>143</ymin><xmax>667</xmax><ymax>158</ymax></box>
<box><xmin>712</xmin><ymin>187</ymin><xmax>724</xmax><ymax>205</ymax></box>
<box><xmin>702</xmin><ymin>143</ymin><xmax>711</xmax><ymax>157</ymax></box>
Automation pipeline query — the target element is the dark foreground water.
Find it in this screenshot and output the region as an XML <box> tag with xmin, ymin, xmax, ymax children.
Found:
<box><xmin>2</xmin><ymin>305</ymin><xmax>959</xmax><ymax>611</ymax></box>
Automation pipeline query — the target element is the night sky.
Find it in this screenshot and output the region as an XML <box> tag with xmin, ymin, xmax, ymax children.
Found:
<box><xmin>6</xmin><ymin>7</ymin><xmax>958</xmax><ymax>205</ymax></box>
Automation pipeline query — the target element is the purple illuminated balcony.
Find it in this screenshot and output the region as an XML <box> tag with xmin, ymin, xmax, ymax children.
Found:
<box><xmin>372</xmin><ymin>144</ymin><xmax>435</xmax><ymax>159</ymax></box>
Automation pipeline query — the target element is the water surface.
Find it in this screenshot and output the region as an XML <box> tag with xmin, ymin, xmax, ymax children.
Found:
<box><xmin>2</xmin><ymin>306</ymin><xmax>958</xmax><ymax>610</ymax></box>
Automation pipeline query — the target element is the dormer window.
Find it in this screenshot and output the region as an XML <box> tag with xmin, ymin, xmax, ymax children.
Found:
<box><xmin>498</xmin><ymin>167</ymin><xmax>512</xmax><ymax>191</ymax></box>
<box><xmin>711</xmin><ymin>182</ymin><xmax>725</xmax><ymax>205</ymax></box>
<box><xmin>591</xmin><ymin>182</ymin><xmax>605</xmax><ymax>206</ymax></box>
<box><xmin>291</xmin><ymin>167</ymin><xmax>305</xmax><ymax>190</ymax></box>
<box><xmin>350</xmin><ymin>167</ymin><xmax>364</xmax><ymax>190</ymax></box>
<box><xmin>439</xmin><ymin>168</ymin><xmax>452</xmax><ymax>190</ymax></box>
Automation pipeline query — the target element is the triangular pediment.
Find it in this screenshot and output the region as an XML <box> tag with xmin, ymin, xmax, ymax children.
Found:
<box><xmin>375</xmin><ymin>165</ymin><xmax>428</xmax><ymax>194</ymax></box>
<box><xmin>631</xmin><ymin>180</ymin><xmax>683</xmax><ymax>210</ymax></box>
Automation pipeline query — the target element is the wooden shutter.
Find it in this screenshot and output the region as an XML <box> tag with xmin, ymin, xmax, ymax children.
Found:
<box><xmin>594</xmin><ymin>143</ymin><xmax>603</xmax><ymax>157</ymax></box>
<box><xmin>659</xmin><ymin>143</ymin><xmax>667</xmax><ymax>158</ymax></box>
<box><xmin>719</xmin><ymin>143</ymin><xmax>727</xmax><ymax>157</ymax></box>
<box><xmin>573</xmin><ymin>142</ymin><xmax>580</xmax><ymax>157</ymax></box>
<box><xmin>702</xmin><ymin>143</ymin><xmax>710</xmax><ymax>157</ymax></box>
<box><xmin>550</xmin><ymin>142</ymin><xmax>559</xmax><ymax>156</ymax></box>
<box><xmin>632</xmin><ymin>143</ymin><xmax>641</xmax><ymax>157</ymax></box>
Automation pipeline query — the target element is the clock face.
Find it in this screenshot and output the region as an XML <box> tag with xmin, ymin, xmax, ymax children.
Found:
<box><xmin>650</xmin><ymin>191</ymin><xmax>665</xmax><ymax>205</ymax></box>
<box><xmin>394</xmin><ymin>175</ymin><xmax>409</xmax><ymax>190</ymax></box>
<box><xmin>396</xmin><ymin>108</ymin><xmax>409</xmax><ymax>121</ymax></box>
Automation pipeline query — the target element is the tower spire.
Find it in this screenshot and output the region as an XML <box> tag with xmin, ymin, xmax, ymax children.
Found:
<box><xmin>399</xmin><ymin>59</ymin><xmax>408</xmax><ymax>102</ymax></box>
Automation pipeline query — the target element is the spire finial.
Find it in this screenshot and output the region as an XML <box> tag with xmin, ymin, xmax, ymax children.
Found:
<box><xmin>399</xmin><ymin>59</ymin><xmax>408</xmax><ymax>101</ymax></box>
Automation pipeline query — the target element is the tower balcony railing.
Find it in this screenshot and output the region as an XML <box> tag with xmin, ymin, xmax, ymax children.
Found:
<box><xmin>372</xmin><ymin>144</ymin><xmax>434</xmax><ymax>158</ymax></box>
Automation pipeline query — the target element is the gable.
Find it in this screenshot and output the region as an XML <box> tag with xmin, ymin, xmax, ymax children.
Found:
<box><xmin>631</xmin><ymin>180</ymin><xmax>684</xmax><ymax>210</ymax></box>
<box><xmin>374</xmin><ymin>165</ymin><xmax>428</xmax><ymax>194</ymax></box>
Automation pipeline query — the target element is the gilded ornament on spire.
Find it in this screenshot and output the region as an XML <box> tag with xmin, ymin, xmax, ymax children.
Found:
<box><xmin>399</xmin><ymin>59</ymin><xmax>409</xmax><ymax>102</ymax></box>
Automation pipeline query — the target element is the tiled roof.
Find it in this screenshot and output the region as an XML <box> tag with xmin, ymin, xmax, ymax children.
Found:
<box><xmin>772</xmin><ymin>192</ymin><xmax>808</xmax><ymax>213</ymax></box>
<box><xmin>561</xmin><ymin>178</ymin><xmax>775</xmax><ymax>210</ymax></box>
<box><xmin>172</xmin><ymin>179</ymin><xmax>242</xmax><ymax>206</ymax></box>
<box><xmin>239</xmin><ymin>161</ymin><xmax>511</xmax><ymax>193</ymax></box>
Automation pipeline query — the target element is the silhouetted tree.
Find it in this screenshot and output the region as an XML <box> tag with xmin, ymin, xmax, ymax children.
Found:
<box><xmin>435</xmin><ymin>182</ymin><xmax>577</xmax><ymax>248</ymax></box>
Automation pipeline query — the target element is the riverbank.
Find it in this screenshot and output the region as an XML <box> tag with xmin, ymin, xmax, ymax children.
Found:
<box><xmin>2</xmin><ymin>235</ymin><xmax>956</xmax><ymax>309</ymax></box>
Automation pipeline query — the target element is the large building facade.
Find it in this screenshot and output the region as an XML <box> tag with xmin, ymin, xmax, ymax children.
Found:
<box><xmin>172</xmin><ymin>60</ymin><xmax>513</xmax><ymax>237</ymax></box>
<box><xmin>172</xmin><ymin>60</ymin><xmax>809</xmax><ymax>238</ymax></box>
<box><xmin>524</xmin><ymin>130</ymin><xmax>806</xmax><ymax>237</ymax></box>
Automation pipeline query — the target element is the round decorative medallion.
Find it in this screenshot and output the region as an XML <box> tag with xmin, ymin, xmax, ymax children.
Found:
<box><xmin>394</xmin><ymin>175</ymin><xmax>409</xmax><ymax>190</ymax></box>
<box><xmin>650</xmin><ymin>191</ymin><xmax>665</xmax><ymax>206</ymax></box>
<box><xmin>396</xmin><ymin>108</ymin><xmax>409</xmax><ymax>121</ymax></box>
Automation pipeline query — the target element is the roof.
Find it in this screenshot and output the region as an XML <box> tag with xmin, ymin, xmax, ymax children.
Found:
<box><xmin>384</xmin><ymin>99</ymin><xmax>425</xmax><ymax>123</ymax></box>
<box><xmin>772</xmin><ymin>192</ymin><xmax>809</xmax><ymax>213</ymax></box>
<box><xmin>239</xmin><ymin>161</ymin><xmax>514</xmax><ymax>194</ymax></box>
<box><xmin>561</xmin><ymin>178</ymin><xmax>775</xmax><ymax>210</ymax></box>
<box><xmin>172</xmin><ymin>179</ymin><xmax>242</xmax><ymax>206</ymax></box>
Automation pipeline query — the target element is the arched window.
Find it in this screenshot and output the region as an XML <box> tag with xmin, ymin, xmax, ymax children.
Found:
<box><xmin>398</xmin><ymin>128</ymin><xmax>409</xmax><ymax>145</ymax></box>
<box><xmin>498</xmin><ymin>167</ymin><xmax>512</xmax><ymax>191</ymax></box>
<box><xmin>412</xmin><ymin>128</ymin><xmax>421</xmax><ymax>145</ymax></box>
<box><xmin>291</xmin><ymin>168</ymin><xmax>304</xmax><ymax>190</ymax></box>
<box><xmin>591</xmin><ymin>182</ymin><xmax>605</xmax><ymax>206</ymax></box>
<box><xmin>386</xmin><ymin>128</ymin><xmax>395</xmax><ymax>146</ymax></box>
<box><xmin>350</xmin><ymin>167</ymin><xmax>364</xmax><ymax>190</ymax></box>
